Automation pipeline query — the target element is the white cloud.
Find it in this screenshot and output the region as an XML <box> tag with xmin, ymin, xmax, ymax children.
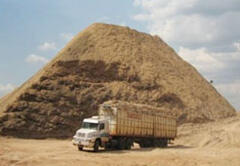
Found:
<box><xmin>97</xmin><ymin>16</ymin><xmax>110</xmax><ymax>22</ymax></box>
<box><xmin>0</xmin><ymin>83</ymin><xmax>15</xmax><ymax>96</ymax></box>
<box><xmin>60</xmin><ymin>33</ymin><xmax>74</xmax><ymax>41</ymax></box>
<box><xmin>119</xmin><ymin>22</ymin><xmax>127</xmax><ymax>26</ymax></box>
<box><xmin>133</xmin><ymin>0</ymin><xmax>198</xmax><ymax>19</ymax></box>
<box><xmin>215</xmin><ymin>80</ymin><xmax>240</xmax><ymax>110</ymax></box>
<box><xmin>133</xmin><ymin>0</ymin><xmax>240</xmax><ymax>110</ymax></box>
<box><xmin>133</xmin><ymin>0</ymin><xmax>240</xmax><ymax>46</ymax></box>
<box><xmin>179</xmin><ymin>47</ymin><xmax>240</xmax><ymax>110</ymax></box>
<box><xmin>38</xmin><ymin>42</ymin><xmax>56</xmax><ymax>51</ymax></box>
<box><xmin>216</xmin><ymin>80</ymin><xmax>240</xmax><ymax>96</ymax></box>
<box><xmin>233</xmin><ymin>42</ymin><xmax>240</xmax><ymax>52</ymax></box>
<box><xmin>25</xmin><ymin>54</ymin><xmax>49</xmax><ymax>64</ymax></box>
<box><xmin>178</xmin><ymin>47</ymin><xmax>225</xmax><ymax>73</ymax></box>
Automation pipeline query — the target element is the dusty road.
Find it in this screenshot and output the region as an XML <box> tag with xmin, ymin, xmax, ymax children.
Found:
<box><xmin>1</xmin><ymin>114</ymin><xmax>239</xmax><ymax>166</ymax></box>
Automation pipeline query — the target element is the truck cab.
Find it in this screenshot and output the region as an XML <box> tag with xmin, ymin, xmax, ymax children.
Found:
<box><xmin>72</xmin><ymin>116</ymin><xmax>109</xmax><ymax>151</ymax></box>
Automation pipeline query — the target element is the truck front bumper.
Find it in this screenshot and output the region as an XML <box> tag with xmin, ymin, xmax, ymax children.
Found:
<box><xmin>72</xmin><ymin>136</ymin><xmax>94</xmax><ymax>148</ymax></box>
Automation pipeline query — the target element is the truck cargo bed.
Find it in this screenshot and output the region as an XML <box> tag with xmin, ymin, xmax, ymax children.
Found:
<box><xmin>99</xmin><ymin>101</ymin><xmax>177</xmax><ymax>139</ymax></box>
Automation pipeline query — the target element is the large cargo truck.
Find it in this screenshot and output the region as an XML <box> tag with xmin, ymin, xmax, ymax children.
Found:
<box><xmin>72</xmin><ymin>100</ymin><xmax>177</xmax><ymax>151</ymax></box>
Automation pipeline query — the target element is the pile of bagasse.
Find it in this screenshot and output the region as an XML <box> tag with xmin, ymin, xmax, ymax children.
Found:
<box><xmin>0</xmin><ymin>23</ymin><xmax>236</xmax><ymax>138</ymax></box>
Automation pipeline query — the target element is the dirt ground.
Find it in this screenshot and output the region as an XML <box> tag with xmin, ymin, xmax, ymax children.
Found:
<box><xmin>0</xmin><ymin>114</ymin><xmax>239</xmax><ymax>166</ymax></box>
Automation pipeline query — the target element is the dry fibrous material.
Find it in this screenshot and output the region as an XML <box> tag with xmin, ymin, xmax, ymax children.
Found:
<box><xmin>0</xmin><ymin>23</ymin><xmax>236</xmax><ymax>138</ymax></box>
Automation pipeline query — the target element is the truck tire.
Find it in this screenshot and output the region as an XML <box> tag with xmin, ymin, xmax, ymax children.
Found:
<box><xmin>139</xmin><ymin>140</ymin><xmax>152</xmax><ymax>148</ymax></box>
<box><xmin>125</xmin><ymin>139</ymin><xmax>132</xmax><ymax>150</ymax></box>
<box><xmin>139</xmin><ymin>142</ymin><xmax>146</xmax><ymax>148</ymax></box>
<box><xmin>78</xmin><ymin>145</ymin><xmax>83</xmax><ymax>151</ymax></box>
<box><xmin>163</xmin><ymin>139</ymin><xmax>168</xmax><ymax>148</ymax></box>
<box><xmin>104</xmin><ymin>142</ymin><xmax>112</xmax><ymax>151</ymax></box>
<box><xmin>158</xmin><ymin>138</ymin><xmax>167</xmax><ymax>148</ymax></box>
<box><xmin>94</xmin><ymin>140</ymin><xmax>100</xmax><ymax>152</ymax></box>
<box><xmin>117</xmin><ymin>138</ymin><xmax>125</xmax><ymax>150</ymax></box>
<box><xmin>153</xmin><ymin>139</ymin><xmax>160</xmax><ymax>147</ymax></box>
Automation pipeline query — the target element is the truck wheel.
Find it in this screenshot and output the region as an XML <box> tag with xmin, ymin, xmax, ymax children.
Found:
<box><xmin>139</xmin><ymin>142</ymin><xmax>144</xmax><ymax>148</ymax></box>
<box><xmin>117</xmin><ymin>138</ymin><xmax>125</xmax><ymax>150</ymax></box>
<box><xmin>153</xmin><ymin>139</ymin><xmax>159</xmax><ymax>147</ymax></box>
<box><xmin>159</xmin><ymin>139</ymin><xmax>167</xmax><ymax>148</ymax></box>
<box><xmin>139</xmin><ymin>142</ymin><xmax>146</xmax><ymax>148</ymax></box>
<box><xmin>163</xmin><ymin>139</ymin><xmax>168</xmax><ymax>148</ymax></box>
<box><xmin>125</xmin><ymin>139</ymin><xmax>132</xmax><ymax>150</ymax></box>
<box><xmin>94</xmin><ymin>140</ymin><xmax>100</xmax><ymax>152</ymax></box>
<box><xmin>104</xmin><ymin>142</ymin><xmax>112</xmax><ymax>151</ymax></box>
<box><xmin>104</xmin><ymin>144</ymin><xmax>110</xmax><ymax>151</ymax></box>
<box><xmin>78</xmin><ymin>146</ymin><xmax>83</xmax><ymax>151</ymax></box>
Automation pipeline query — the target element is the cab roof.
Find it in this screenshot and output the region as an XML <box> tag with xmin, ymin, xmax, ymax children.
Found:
<box><xmin>83</xmin><ymin>116</ymin><xmax>105</xmax><ymax>123</ymax></box>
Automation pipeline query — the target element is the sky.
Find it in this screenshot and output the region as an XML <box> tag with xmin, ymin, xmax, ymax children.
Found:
<box><xmin>0</xmin><ymin>0</ymin><xmax>239</xmax><ymax>110</ymax></box>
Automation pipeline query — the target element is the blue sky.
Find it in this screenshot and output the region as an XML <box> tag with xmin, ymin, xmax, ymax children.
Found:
<box><xmin>0</xmin><ymin>0</ymin><xmax>146</xmax><ymax>85</ymax></box>
<box><xmin>0</xmin><ymin>0</ymin><xmax>240</xmax><ymax>110</ymax></box>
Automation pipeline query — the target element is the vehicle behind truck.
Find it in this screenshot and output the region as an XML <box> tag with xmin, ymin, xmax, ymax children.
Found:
<box><xmin>72</xmin><ymin>100</ymin><xmax>177</xmax><ymax>152</ymax></box>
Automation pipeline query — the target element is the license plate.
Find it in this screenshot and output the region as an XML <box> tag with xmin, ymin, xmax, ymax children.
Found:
<box><xmin>73</xmin><ymin>137</ymin><xmax>89</xmax><ymax>145</ymax></box>
<box><xmin>81</xmin><ymin>140</ymin><xmax>89</xmax><ymax>145</ymax></box>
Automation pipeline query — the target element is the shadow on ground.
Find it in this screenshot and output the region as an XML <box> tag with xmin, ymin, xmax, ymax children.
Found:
<box><xmin>81</xmin><ymin>144</ymin><xmax>193</xmax><ymax>154</ymax></box>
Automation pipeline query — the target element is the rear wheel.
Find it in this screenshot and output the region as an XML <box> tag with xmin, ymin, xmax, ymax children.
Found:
<box><xmin>153</xmin><ymin>139</ymin><xmax>159</xmax><ymax>147</ymax></box>
<box><xmin>139</xmin><ymin>139</ymin><xmax>153</xmax><ymax>148</ymax></box>
<box><xmin>104</xmin><ymin>142</ymin><xmax>112</xmax><ymax>151</ymax></box>
<box><xmin>162</xmin><ymin>139</ymin><xmax>168</xmax><ymax>147</ymax></box>
<box><xmin>117</xmin><ymin>138</ymin><xmax>126</xmax><ymax>150</ymax></box>
<box><xmin>125</xmin><ymin>139</ymin><xmax>132</xmax><ymax>150</ymax></box>
<box><xmin>78</xmin><ymin>145</ymin><xmax>83</xmax><ymax>151</ymax></box>
<box><xmin>158</xmin><ymin>138</ymin><xmax>168</xmax><ymax>148</ymax></box>
<box><xmin>94</xmin><ymin>140</ymin><xmax>100</xmax><ymax>152</ymax></box>
<box><xmin>139</xmin><ymin>142</ymin><xmax>148</xmax><ymax>148</ymax></box>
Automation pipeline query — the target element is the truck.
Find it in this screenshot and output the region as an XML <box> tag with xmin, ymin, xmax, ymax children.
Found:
<box><xmin>72</xmin><ymin>100</ymin><xmax>177</xmax><ymax>152</ymax></box>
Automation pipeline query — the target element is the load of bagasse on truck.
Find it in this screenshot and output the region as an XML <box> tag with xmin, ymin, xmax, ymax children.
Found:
<box><xmin>72</xmin><ymin>100</ymin><xmax>177</xmax><ymax>152</ymax></box>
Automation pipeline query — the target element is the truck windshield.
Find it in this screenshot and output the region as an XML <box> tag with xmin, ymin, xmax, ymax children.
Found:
<box><xmin>82</xmin><ymin>122</ymin><xmax>98</xmax><ymax>130</ymax></box>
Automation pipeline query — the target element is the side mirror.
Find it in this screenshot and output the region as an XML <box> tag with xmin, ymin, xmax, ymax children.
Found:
<box><xmin>99</xmin><ymin>123</ymin><xmax>105</xmax><ymax>130</ymax></box>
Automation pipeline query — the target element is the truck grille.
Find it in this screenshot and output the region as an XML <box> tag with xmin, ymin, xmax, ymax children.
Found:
<box><xmin>77</xmin><ymin>132</ymin><xmax>85</xmax><ymax>137</ymax></box>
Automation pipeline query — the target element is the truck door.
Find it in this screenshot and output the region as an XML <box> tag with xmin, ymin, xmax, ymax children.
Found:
<box><xmin>99</xmin><ymin>123</ymin><xmax>109</xmax><ymax>143</ymax></box>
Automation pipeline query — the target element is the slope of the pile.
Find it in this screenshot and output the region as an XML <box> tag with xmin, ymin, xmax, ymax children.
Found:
<box><xmin>176</xmin><ymin>113</ymin><xmax>240</xmax><ymax>148</ymax></box>
<box><xmin>0</xmin><ymin>23</ymin><xmax>236</xmax><ymax>138</ymax></box>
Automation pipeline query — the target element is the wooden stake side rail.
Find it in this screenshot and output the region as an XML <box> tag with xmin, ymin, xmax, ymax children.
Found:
<box><xmin>100</xmin><ymin>101</ymin><xmax>177</xmax><ymax>139</ymax></box>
